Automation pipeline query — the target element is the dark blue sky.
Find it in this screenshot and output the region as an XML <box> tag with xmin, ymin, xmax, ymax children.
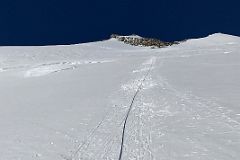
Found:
<box><xmin>0</xmin><ymin>0</ymin><xmax>239</xmax><ymax>45</ymax></box>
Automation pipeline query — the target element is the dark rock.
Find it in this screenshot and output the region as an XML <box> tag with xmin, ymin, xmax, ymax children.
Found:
<box><xmin>110</xmin><ymin>34</ymin><xmax>180</xmax><ymax>48</ymax></box>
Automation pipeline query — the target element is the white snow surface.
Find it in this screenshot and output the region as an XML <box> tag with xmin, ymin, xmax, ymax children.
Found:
<box><xmin>0</xmin><ymin>33</ymin><xmax>240</xmax><ymax>160</ymax></box>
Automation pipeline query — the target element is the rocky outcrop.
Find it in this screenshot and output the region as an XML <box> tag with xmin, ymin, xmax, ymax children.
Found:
<box><xmin>111</xmin><ymin>34</ymin><xmax>179</xmax><ymax>48</ymax></box>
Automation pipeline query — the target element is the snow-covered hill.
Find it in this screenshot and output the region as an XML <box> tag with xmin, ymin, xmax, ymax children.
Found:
<box><xmin>0</xmin><ymin>33</ymin><xmax>240</xmax><ymax>160</ymax></box>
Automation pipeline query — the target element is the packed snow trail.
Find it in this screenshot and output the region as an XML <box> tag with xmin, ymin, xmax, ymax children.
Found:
<box><xmin>118</xmin><ymin>57</ymin><xmax>155</xmax><ymax>160</ymax></box>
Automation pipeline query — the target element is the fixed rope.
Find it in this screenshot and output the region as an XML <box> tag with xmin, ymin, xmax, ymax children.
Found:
<box><xmin>118</xmin><ymin>60</ymin><xmax>154</xmax><ymax>160</ymax></box>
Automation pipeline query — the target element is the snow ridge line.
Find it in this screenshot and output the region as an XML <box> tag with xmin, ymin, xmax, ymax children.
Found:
<box><xmin>118</xmin><ymin>58</ymin><xmax>155</xmax><ymax>160</ymax></box>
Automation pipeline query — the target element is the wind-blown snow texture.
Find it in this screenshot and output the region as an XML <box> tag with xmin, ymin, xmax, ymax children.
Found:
<box><xmin>0</xmin><ymin>33</ymin><xmax>240</xmax><ymax>160</ymax></box>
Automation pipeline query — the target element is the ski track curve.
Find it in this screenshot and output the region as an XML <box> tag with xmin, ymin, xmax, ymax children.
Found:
<box><xmin>24</xmin><ymin>60</ymin><xmax>114</xmax><ymax>77</ymax></box>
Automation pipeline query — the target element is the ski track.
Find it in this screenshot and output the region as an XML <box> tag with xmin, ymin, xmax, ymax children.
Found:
<box><xmin>0</xmin><ymin>60</ymin><xmax>113</xmax><ymax>77</ymax></box>
<box><xmin>24</xmin><ymin>60</ymin><xmax>113</xmax><ymax>77</ymax></box>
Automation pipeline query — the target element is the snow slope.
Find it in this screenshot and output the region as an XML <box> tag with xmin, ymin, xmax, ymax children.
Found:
<box><xmin>0</xmin><ymin>33</ymin><xmax>240</xmax><ymax>160</ymax></box>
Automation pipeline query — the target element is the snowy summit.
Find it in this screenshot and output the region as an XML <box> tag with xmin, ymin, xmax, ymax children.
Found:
<box><xmin>0</xmin><ymin>33</ymin><xmax>240</xmax><ymax>160</ymax></box>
